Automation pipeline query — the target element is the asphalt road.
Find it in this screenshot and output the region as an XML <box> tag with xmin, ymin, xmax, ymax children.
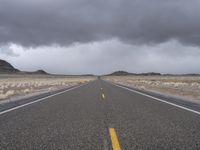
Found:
<box><xmin>0</xmin><ymin>79</ymin><xmax>200</xmax><ymax>150</ymax></box>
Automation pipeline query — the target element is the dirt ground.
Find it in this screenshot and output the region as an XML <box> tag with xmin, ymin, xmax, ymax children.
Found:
<box><xmin>0</xmin><ymin>74</ymin><xmax>96</xmax><ymax>100</ymax></box>
<box><xmin>104</xmin><ymin>75</ymin><xmax>200</xmax><ymax>101</ymax></box>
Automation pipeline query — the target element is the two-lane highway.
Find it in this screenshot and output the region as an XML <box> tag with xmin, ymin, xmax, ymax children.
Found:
<box><xmin>0</xmin><ymin>79</ymin><xmax>200</xmax><ymax>149</ymax></box>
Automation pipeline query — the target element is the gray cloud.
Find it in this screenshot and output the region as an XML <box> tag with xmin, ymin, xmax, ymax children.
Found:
<box><xmin>1</xmin><ymin>0</ymin><xmax>200</xmax><ymax>74</ymax></box>
<box><xmin>0</xmin><ymin>44</ymin><xmax>19</xmax><ymax>56</ymax></box>
<box><xmin>1</xmin><ymin>0</ymin><xmax>200</xmax><ymax>47</ymax></box>
<box><xmin>3</xmin><ymin>40</ymin><xmax>200</xmax><ymax>75</ymax></box>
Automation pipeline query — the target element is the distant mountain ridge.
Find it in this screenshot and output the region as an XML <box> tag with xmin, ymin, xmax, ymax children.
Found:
<box><xmin>108</xmin><ymin>71</ymin><xmax>161</xmax><ymax>76</ymax></box>
<box><xmin>0</xmin><ymin>59</ymin><xmax>48</xmax><ymax>74</ymax></box>
<box><xmin>107</xmin><ymin>71</ymin><xmax>200</xmax><ymax>76</ymax></box>
<box><xmin>109</xmin><ymin>71</ymin><xmax>133</xmax><ymax>76</ymax></box>
<box><xmin>23</xmin><ymin>70</ymin><xmax>48</xmax><ymax>75</ymax></box>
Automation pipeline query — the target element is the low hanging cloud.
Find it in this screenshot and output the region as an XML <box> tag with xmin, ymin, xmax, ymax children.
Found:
<box><xmin>4</xmin><ymin>39</ymin><xmax>200</xmax><ymax>75</ymax></box>
<box><xmin>0</xmin><ymin>0</ymin><xmax>200</xmax><ymax>47</ymax></box>
<box><xmin>0</xmin><ymin>44</ymin><xmax>19</xmax><ymax>56</ymax></box>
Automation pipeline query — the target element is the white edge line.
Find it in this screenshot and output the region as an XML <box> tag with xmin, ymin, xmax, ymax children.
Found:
<box><xmin>0</xmin><ymin>83</ymin><xmax>87</xmax><ymax>115</ymax></box>
<box><xmin>111</xmin><ymin>82</ymin><xmax>200</xmax><ymax>115</ymax></box>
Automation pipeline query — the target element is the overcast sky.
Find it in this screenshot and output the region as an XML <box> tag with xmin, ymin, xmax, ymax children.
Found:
<box><xmin>0</xmin><ymin>0</ymin><xmax>200</xmax><ymax>75</ymax></box>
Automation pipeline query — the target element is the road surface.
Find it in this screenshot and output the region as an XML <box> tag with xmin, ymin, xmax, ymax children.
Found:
<box><xmin>0</xmin><ymin>79</ymin><xmax>200</xmax><ymax>149</ymax></box>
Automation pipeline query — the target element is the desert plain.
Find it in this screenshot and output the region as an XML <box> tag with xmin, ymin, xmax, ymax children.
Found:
<box><xmin>0</xmin><ymin>74</ymin><xmax>95</xmax><ymax>101</ymax></box>
<box><xmin>104</xmin><ymin>75</ymin><xmax>200</xmax><ymax>101</ymax></box>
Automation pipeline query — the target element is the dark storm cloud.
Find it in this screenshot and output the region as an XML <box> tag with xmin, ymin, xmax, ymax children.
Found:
<box><xmin>0</xmin><ymin>0</ymin><xmax>200</xmax><ymax>47</ymax></box>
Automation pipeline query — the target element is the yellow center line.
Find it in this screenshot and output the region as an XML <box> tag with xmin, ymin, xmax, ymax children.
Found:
<box><xmin>102</xmin><ymin>93</ymin><xmax>105</xmax><ymax>99</ymax></box>
<box><xmin>109</xmin><ymin>128</ymin><xmax>122</xmax><ymax>150</ymax></box>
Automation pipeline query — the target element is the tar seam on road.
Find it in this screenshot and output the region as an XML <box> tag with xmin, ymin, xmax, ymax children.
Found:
<box><xmin>112</xmin><ymin>83</ymin><xmax>200</xmax><ymax>115</ymax></box>
<box><xmin>0</xmin><ymin>83</ymin><xmax>87</xmax><ymax>115</ymax></box>
<box><xmin>109</xmin><ymin>128</ymin><xmax>121</xmax><ymax>150</ymax></box>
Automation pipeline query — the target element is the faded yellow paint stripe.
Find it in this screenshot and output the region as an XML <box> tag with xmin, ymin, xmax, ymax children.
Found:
<box><xmin>109</xmin><ymin>128</ymin><xmax>121</xmax><ymax>150</ymax></box>
<box><xmin>102</xmin><ymin>93</ymin><xmax>105</xmax><ymax>99</ymax></box>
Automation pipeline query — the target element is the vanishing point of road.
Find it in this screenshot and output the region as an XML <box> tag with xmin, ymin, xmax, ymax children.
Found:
<box><xmin>0</xmin><ymin>79</ymin><xmax>200</xmax><ymax>149</ymax></box>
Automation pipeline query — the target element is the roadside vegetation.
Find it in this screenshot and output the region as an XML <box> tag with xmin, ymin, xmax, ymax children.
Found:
<box><xmin>0</xmin><ymin>74</ymin><xmax>95</xmax><ymax>100</ymax></box>
<box><xmin>104</xmin><ymin>75</ymin><xmax>200</xmax><ymax>101</ymax></box>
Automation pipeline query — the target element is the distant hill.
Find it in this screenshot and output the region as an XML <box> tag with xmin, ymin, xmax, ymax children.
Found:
<box><xmin>0</xmin><ymin>59</ymin><xmax>48</xmax><ymax>75</ymax></box>
<box><xmin>0</xmin><ymin>59</ymin><xmax>19</xmax><ymax>73</ymax></box>
<box><xmin>24</xmin><ymin>69</ymin><xmax>48</xmax><ymax>75</ymax></box>
<box><xmin>109</xmin><ymin>71</ymin><xmax>134</xmax><ymax>76</ymax></box>
<box><xmin>139</xmin><ymin>72</ymin><xmax>161</xmax><ymax>76</ymax></box>
<box><xmin>107</xmin><ymin>71</ymin><xmax>200</xmax><ymax>76</ymax></box>
<box><xmin>107</xmin><ymin>71</ymin><xmax>161</xmax><ymax>76</ymax></box>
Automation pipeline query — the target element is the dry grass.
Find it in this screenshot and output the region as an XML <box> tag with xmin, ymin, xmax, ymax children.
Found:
<box><xmin>104</xmin><ymin>75</ymin><xmax>200</xmax><ymax>101</ymax></box>
<box><xmin>0</xmin><ymin>74</ymin><xmax>96</xmax><ymax>100</ymax></box>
